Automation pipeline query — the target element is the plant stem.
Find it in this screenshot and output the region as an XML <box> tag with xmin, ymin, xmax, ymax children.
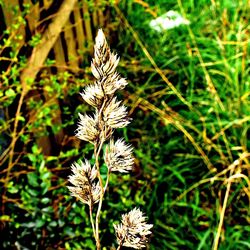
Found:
<box><xmin>89</xmin><ymin>205</ymin><xmax>96</xmax><ymax>241</ymax></box>
<box><xmin>2</xmin><ymin>88</ymin><xmax>26</xmax><ymax>214</ymax></box>
<box><xmin>116</xmin><ymin>234</ymin><xmax>126</xmax><ymax>250</ymax></box>
<box><xmin>95</xmin><ymin>153</ymin><xmax>111</xmax><ymax>250</ymax></box>
<box><xmin>95</xmin><ymin>168</ymin><xmax>111</xmax><ymax>242</ymax></box>
<box><xmin>213</xmin><ymin>178</ymin><xmax>232</xmax><ymax>250</ymax></box>
<box><xmin>95</xmin><ymin>191</ymin><xmax>103</xmax><ymax>250</ymax></box>
<box><xmin>93</xmin><ymin>94</ymin><xmax>110</xmax><ymax>249</ymax></box>
<box><xmin>94</xmin><ymin>138</ymin><xmax>104</xmax><ymax>250</ymax></box>
<box><xmin>103</xmin><ymin>169</ymin><xmax>110</xmax><ymax>193</ymax></box>
<box><xmin>94</xmin><ymin>139</ymin><xmax>105</xmax><ymax>191</ymax></box>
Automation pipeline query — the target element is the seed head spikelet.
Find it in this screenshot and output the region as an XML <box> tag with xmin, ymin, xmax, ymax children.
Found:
<box><xmin>75</xmin><ymin>113</ymin><xmax>99</xmax><ymax>143</ymax></box>
<box><xmin>114</xmin><ymin>208</ymin><xmax>153</xmax><ymax>249</ymax></box>
<box><xmin>67</xmin><ymin>160</ymin><xmax>101</xmax><ymax>206</ymax></box>
<box><xmin>103</xmin><ymin>97</ymin><xmax>130</xmax><ymax>129</ymax></box>
<box><xmin>105</xmin><ymin>138</ymin><xmax>134</xmax><ymax>173</ymax></box>
<box><xmin>67</xmin><ymin>29</ymin><xmax>153</xmax><ymax>249</ymax></box>
<box><xmin>80</xmin><ymin>83</ymin><xmax>104</xmax><ymax>107</ymax></box>
<box><xmin>91</xmin><ymin>29</ymin><xmax>120</xmax><ymax>80</ymax></box>
<box><xmin>97</xmin><ymin>73</ymin><xmax>128</xmax><ymax>96</ymax></box>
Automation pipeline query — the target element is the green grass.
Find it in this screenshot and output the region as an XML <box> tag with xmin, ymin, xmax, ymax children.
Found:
<box><xmin>115</xmin><ymin>0</ymin><xmax>250</xmax><ymax>249</ymax></box>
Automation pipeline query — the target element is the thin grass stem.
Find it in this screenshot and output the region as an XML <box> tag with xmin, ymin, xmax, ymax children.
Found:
<box><xmin>213</xmin><ymin>179</ymin><xmax>232</xmax><ymax>250</ymax></box>
<box><xmin>89</xmin><ymin>205</ymin><xmax>96</xmax><ymax>240</ymax></box>
<box><xmin>94</xmin><ymin>139</ymin><xmax>105</xmax><ymax>250</ymax></box>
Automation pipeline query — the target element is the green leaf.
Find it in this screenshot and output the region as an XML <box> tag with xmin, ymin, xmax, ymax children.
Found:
<box><xmin>49</xmin><ymin>221</ymin><xmax>57</xmax><ymax>227</ymax></box>
<box><xmin>36</xmin><ymin>219</ymin><xmax>46</xmax><ymax>228</ymax></box>
<box><xmin>27</xmin><ymin>172</ymin><xmax>39</xmax><ymax>187</ymax></box>
<box><xmin>5</xmin><ymin>88</ymin><xmax>15</xmax><ymax>97</ymax></box>
<box><xmin>73</xmin><ymin>216</ymin><xmax>82</xmax><ymax>225</ymax></box>
<box><xmin>40</xmin><ymin>171</ymin><xmax>51</xmax><ymax>181</ymax></box>
<box><xmin>41</xmin><ymin>182</ymin><xmax>50</xmax><ymax>195</ymax></box>
<box><xmin>27</xmin><ymin>188</ymin><xmax>39</xmax><ymax>196</ymax></box>
<box><xmin>0</xmin><ymin>215</ymin><xmax>11</xmax><ymax>221</ymax></box>
<box><xmin>31</xmin><ymin>144</ymin><xmax>39</xmax><ymax>154</ymax></box>
<box><xmin>41</xmin><ymin>197</ymin><xmax>50</xmax><ymax>204</ymax></box>
<box><xmin>27</xmin><ymin>153</ymin><xmax>36</xmax><ymax>163</ymax></box>
<box><xmin>8</xmin><ymin>185</ymin><xmax>19</xmax><ymax>194</ymax></box>
<box><xmin>17</xmin><ymin>116</ymin><xmax>25</xmax><ymax>122</ymax></box>
<box><xmin>24</xmin><ymin>222</ymin><xmax>36</xmax><ymax>228</ymax></box>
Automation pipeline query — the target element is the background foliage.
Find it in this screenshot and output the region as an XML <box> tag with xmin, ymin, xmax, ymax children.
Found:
<box><xmin>1</xmin><ymin>0</ymin><xmax>250</xmax><ymax>249</ymax></box>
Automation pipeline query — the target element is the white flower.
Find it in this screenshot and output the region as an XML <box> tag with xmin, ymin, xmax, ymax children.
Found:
<box><xmin>75</xmin><ymin>113</ymin><xmax>99</xmax><ymax>143</ymax></box>
<box><xmin>68</xmin><ymin>160</ymin><xmax>101</xmax><ymax>206</ymax></box>
<box><xmin>149</xmin><ymin>10</ymin><xmax>190</xmax><ymax>32</ymax></box>
<box><xmin>114</xmin><ymin>208</ymin><xmax>153</xmax><ymax>249</ymax></box>
<box><xmin>105</xmin><ymin>138</ymin><xmax>134</xmax><ymax>173</ymax></box>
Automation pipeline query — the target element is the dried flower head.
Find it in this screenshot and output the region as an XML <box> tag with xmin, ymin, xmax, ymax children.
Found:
<box><xmin>114</xmin><ymin>208</ymin><xmax>153</xmax><ymax>249</ymax></box>
<box><xmin>68</xmin><ymin>29</ymin><xmax>153</xmax><ymax>249</ymax></box>
<box><xmin>68</xmin><ymin>160</ymin><xmax>101</xmax><ymax>206</ymax></box>
<box><xmin>80</xmin><ymin>83</ymin><xmax>104</xmax><ymax>107</ymax></box>
<box><xmin>91</xmin><ymin>29</ymin><xmax>120</xmax><ymax>80</ymax></box>
<box><xmin>105</xmin><ymin>138</ymin><xmax>134</xmax><ymax>173</ymax></box>
<box><xmin>75</xmin><ymin>113</ymin><xmax>99</xmax><ymax>143</ymax></box>
<box><xmin>103</xmin><ymin>97</ymin><xmax>130</xmax><ymax>129</ymax></box>
<box><xmin>97</xmin><ymin>73</ymin><xmax>128</xmax><ymax>96</ymax></box>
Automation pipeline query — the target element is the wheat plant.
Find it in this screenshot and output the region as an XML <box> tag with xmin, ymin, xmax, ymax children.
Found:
<box><xmin>67</xmin><ymin>29</ymin><xmax>153</xmax><ymax>249</ymax></box>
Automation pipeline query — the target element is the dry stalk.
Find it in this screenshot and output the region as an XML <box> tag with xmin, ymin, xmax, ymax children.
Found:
<box><xmin>67</xmin><ymin>29</ymin><xmax>153</xmax><ymax>249</ymax></box>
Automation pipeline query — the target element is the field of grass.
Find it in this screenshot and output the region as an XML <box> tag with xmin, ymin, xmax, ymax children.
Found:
<box><xmin>113</xmin><ymin>1</ymin><xmax>250</xmax><ymax>249</ymax></box>
<box><xmin>1</xmin><ymin>0</ymin><xmax>250</xmax><ymax>249</ymax></box>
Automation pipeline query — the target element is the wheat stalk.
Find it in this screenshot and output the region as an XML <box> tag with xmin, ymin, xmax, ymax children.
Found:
<box><xmin>67</xmin><ymin>29</ymin><xmax>153</xmax><ymax>249</ymax></box>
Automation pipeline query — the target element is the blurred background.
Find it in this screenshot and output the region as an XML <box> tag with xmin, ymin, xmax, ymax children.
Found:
<box><xmin>0</xmin><ymin>0</ymin><xmax>250</xmax><ymax>249</ymax></box>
